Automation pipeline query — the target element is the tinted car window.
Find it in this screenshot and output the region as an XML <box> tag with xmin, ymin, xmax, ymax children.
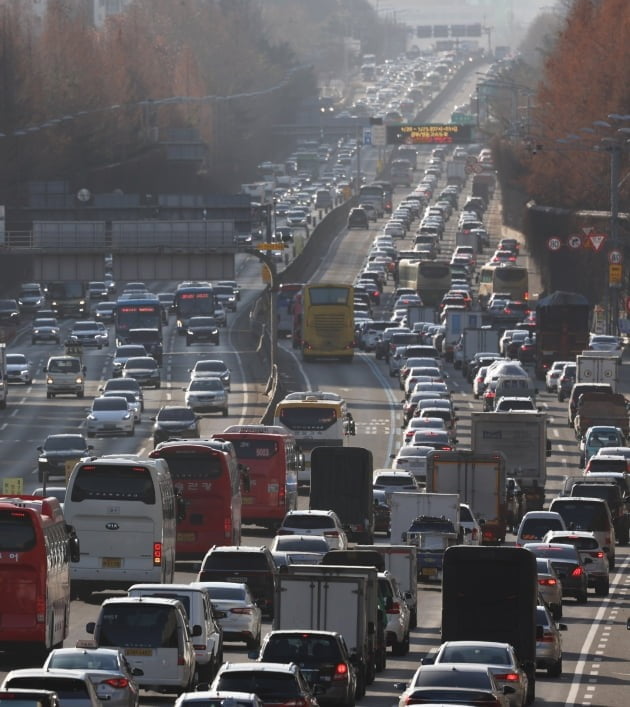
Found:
<box><xmin>202</xmin><ymin>553</ymin><xmax>269</xmax><ymax>570</ymax></box>
<box><xmin>552</xmin><ymin>501</ymin><xmax>609</xmax><ymax>531</ymax></box>
<box><xmin>283</xmin><ymin>515</ymin><xmax>335</xmax><ymax>530</ymax></box>
<box><xmin>214</xmin><ymin>672</ymin><xmax>301</xmax><ymax>699</ymax></box>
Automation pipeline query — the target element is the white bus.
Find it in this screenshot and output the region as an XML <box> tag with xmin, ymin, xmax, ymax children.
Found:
<box><xmin>274</xmin><ymin>391</ymin><xmax>351</xmax><ymax>489</ymax></box>
<box><xmin>63</xmin><ymin>454</ymin><xmax>178</xmax><ymax>601</ymax></box>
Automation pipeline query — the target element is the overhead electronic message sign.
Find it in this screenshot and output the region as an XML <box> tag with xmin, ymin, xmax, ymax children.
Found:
<box><xmin>386</xmin><ymin>123</ymin><xmax>473</xmax><ymax>145</ymax></box>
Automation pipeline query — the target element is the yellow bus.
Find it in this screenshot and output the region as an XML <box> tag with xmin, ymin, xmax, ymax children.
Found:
<box><xmin>274</xmin><ymin>391</ymin><xmax>349</xmax><ymax>488</ymax></box>
<box><xmin>397</xmin><ymin>259</ymin><xmax>451</xmax><ymax>306</ymax></box>
<box><xmin>295</xmin><ymin>283</ymin><xmax>355</xmax><ymax>362</ymax></box>
<box><xmin>478</xmin><ymin>264</ymin><xmax>529</xmax><ymax>305</ymax></box>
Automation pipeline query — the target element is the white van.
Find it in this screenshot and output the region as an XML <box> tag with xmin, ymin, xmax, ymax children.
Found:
<box><xmin>128</xmin><ymin>583</ymin><xmax>222</xmax><ymax>682</ymax></box>
<box><xmin>86</xmin><ymin>596</ymin><xmax>196</xmax><ymax>694</ymax></box>
<box><xmin>44</xmin><ymin>356</ymin><xmax>86</xmax><ymax>399</ymax></box>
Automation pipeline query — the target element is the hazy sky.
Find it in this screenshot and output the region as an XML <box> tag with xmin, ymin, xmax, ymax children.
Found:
<box><xmin>367</xmin><ymin>0</ymin><xmax>555</xmax><ymax>48</ymax></box>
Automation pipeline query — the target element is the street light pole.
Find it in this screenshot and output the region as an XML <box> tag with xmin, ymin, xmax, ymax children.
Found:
<box><xmin>608</xmin><ymin>142</ymin><xmax>621</xmax><ymax>335</ymax></box>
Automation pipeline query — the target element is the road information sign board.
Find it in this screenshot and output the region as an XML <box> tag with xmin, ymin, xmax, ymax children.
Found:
<box><xmin>386</xmin><ymin>123</ymin><xmax>472</xmax><ymax>145</ymax></box>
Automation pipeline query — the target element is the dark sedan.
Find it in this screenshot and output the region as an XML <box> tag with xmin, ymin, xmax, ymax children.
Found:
<box><xmin>186</xmin><ymin>316</ymin><xmax>220</xmax><ymax>346</ymax></box>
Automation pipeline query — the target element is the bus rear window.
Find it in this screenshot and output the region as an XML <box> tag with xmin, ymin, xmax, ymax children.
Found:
<box><xmin>0</xmin><ymin>511</ymin><xmax>36</xmax><ymax>551</ymax></box>
<box><xmin>70</xmin><ymin>465</ymin><xmax>155</xmax><ymax>504</ymax></box>
<box><xmin>159</xmin><ymin>453</ymin><xmax>223</xmax><ymax>480</ymax></box>
<box><xmin>231</xmin><ymin>440</ymin><xmax>279</xmax><ymax>459</ymax></box>
<box><xmin>308</xmin><ymin>288</ymin><xmax>349</xmax><ymax>306</ymax></box>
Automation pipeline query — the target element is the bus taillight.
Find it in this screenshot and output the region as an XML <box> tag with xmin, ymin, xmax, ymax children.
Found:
<box><xmin>36</xmin><ymin>595</ymin><xmax>46</xmax><ymax>623</ymax></box>
<box><xmin>278</xmin><ymin>482</ymin><xmax>286</xmax><ymax>506</ymax></box>
<box><xmin>224</xmin><ymin>516</ymin><xmax>232</xmax><ymax>539</ymax></box>
<box><xmin>153</xmin><ymin>542</ymin><xmax>162</xmax><ymax>566</ymax></box>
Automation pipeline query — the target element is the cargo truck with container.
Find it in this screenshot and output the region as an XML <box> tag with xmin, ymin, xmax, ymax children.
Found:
<box><xmin>353</xmin><ymin>544</ymin><xmax>418</xmax><ymax>628</ymax></box>
<box><xmin>443</xmin><ymin>311</ymin><xmax>484</xmax><ymax>362</ymax></box>
<box><xmin>389</xmin><ymin>491</ymin><xmax>460</xmax><ymax>545</ymax></box>
<box><xmin>425</xmin><ymin>450</ymin><xmax>507</xmax><ymax>544</ymax></box>
<box><xmin>47</xmin><ymin>281</ymin><xmax>87</xmax><ymax>318</ymax></box>
<box><xmin>274</xmin><ymin>569</ymin><xmax>373</xmax><ymax>696</ymax></box>
<box><xmin>471</xmin><ymin>411</ymin><xmax>550</xmax><ymax>511</ymax></box>
<box><xmin>576</xmin><ymin>352</ymin><xmax>620</xmax><ymax>391</ymax></box>
<box><xmin>442</xmin><ymin>545</ymin><xmax>538</xmax><ymax>704</ymax></box>
<box><xmin>460</xmin><ymin>328</ymin><xmax>501</xmax><ymax>377</ymax></box>
<box><xmin>445</xmin><ymin>160</ymin><xmax>467</xmax><ymax>187</ymax></box>
<box><xmin>310</xmin><ymin>446</ymin><xmax>374</xmax><ymax>544</ymax></box>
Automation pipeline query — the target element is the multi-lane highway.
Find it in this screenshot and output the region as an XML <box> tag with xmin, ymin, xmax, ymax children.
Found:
<box><xmin>0</xmin><ymin>71</ymin><xmax>628</xmax><ymax>707</ymax></box>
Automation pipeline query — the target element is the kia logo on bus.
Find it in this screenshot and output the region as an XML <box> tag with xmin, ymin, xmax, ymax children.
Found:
<box><xmin>105</xmin><ymin>522</ymin><xmax>120</xmax><ymax>530</ymax></box>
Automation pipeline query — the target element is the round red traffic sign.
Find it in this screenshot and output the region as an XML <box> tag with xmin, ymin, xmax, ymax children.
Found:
<box><xmin>547</xmin><ymin>237</ymin><xmax>562</xmax><ymax>252</ymax></box>
<box><xmin>567</xmin><ymin>234</ymin><xmax>582</xmax><ymax>249</ymax></box>
<box><xmin>609</xmin><ymin>249</ymin><xmax>623</xmax><ymax>264</ymax></box>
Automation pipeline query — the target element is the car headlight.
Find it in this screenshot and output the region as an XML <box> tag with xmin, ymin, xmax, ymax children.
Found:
<box><xmin>123</xmin><ymin>413</ymin><xmax>131</xmax><ymax>420</ymax></box>
<box><xmin>34</xmin><ymin>329</ymin><xmax>41</xmax><ymax>334</ymax></box>
<box><xmin>75</xmin><ymin>377</ymin><xmax>83</xmax><ymax>384</ymax></box>
<box><xmin>47</xmin><ymin>376</ymin><xmax>54</xmax><ymax>384</ymax></box>
<box><xmin>87</xmin><ymin>414</ymin><xmax>96</xmax><ymax>420</ymax></box>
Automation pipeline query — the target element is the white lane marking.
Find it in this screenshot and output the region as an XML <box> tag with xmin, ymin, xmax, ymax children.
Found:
<box><xmin>360</xmin><ymin>352</ymin><xmax>399</xmax><ymax>467</ymax></box>
<box><xmin>280</xmin><ymin>343</ymin><xmax>313</xmax><ymax>391</ymax></box>
<box><xmin>565</xmin><ymin>552</ymin><xmax>630</xmax><ymax>705</ymax></box>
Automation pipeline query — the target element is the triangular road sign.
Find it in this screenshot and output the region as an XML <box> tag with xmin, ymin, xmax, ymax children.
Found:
<box><xmin>588</xmin><ymin>233</ymin><xmax>607</xmax><ymax>252</ymax></box>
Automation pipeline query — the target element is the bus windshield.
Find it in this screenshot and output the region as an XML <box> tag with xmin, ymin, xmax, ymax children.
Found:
<box><xmin>278</xmin><ymin>406</ymin><xmax>338</xmax><ymax>431</ymax></box>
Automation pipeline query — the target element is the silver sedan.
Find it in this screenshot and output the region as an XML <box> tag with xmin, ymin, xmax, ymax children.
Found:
<box><xmin>43</xmin><ymin>646</ymin><xmax>141</xmax><ymax>707</ymax></box>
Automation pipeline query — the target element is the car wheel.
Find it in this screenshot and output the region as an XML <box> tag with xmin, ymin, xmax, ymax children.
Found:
<box><xmin>552</xmin><ymin>604</ymin><xmax>562</xmax><ymax>620</ymax></box>
<box><xmin>46</xmin><ymin>392</ymin><xmax>52</xmax><ymax>399</ymax></box>
<box><xmin>77</xmin><ymin>392</ymin><xmax>84</xmax><ymax>399</ymax></box>
<box><xmin>222</xmin><ymin>408</ymin><xmax>228</xmax><ymax>417</ymax></box>
<box><xmin>391</xmin><ymin>633</ymin><xmax>408</xmax><ymax>656</ymax></box>
<box><xmin>87</xmin><ymin>432</ymin><xmax>95</xmax><ymax>438</ymax></box>
<box><xmin>410</xmin><ymin>607</ymin><xmax>417</xmax><ymax>629</ymax></box>
<box><xmin>609</xmin><ymin>555</ymin><xmax>615</xmax><ymax>570</ymax></box>
<box><xmin>186</xmin><ymin>339</ymin><xmax>191</xmax><ymax>347</ymax></box>
<box><xmin>127</xmin><ymin>427</ymin><xmax>135</xmax><ymax>437</ymax></box>
<box><xmin>246</xmin><ymin>633</ymin><xmax>260</xmax><ymax>651</ymax></box>
<box><xmin>155</xmin><ymin>382</ymin><xmax>161</xmax><ymax>389</ymax></box>
<box><xmin>547</xmin><ymin>658</ymin><xmax>562</xmax><ymax>678</ymax></box>
<box><xmin>25</xmin><ymin>378</ymin><xmax>31</xmax><ymax>385</ymax></box>
<box><xmin>576</xmin><ymin>591</ymin><xmax>588</xmax><ymax>604</ymax></box>
<box><xmin>31</xmin><ymin>338</ymin><xmax>36</xmax><ymax>344</ymax></box>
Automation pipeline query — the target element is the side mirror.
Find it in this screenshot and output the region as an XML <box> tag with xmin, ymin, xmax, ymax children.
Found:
<box><xmin>82</xmin><ymin>367</ymin><xmax>87</xmax><ymax>375</ymax></box>
<box><xmin>37</xmin><ymin>446</ymin><xmax>43</xmax><ymax>453</ymax></box>
<box><xmin>192</xmin><ymin>625</ymin><xmax>202</xmax><ymax>637</ymax></box>
<box><xmin>43</xmin><ymin>367</ymin><xmax>48</xmax><ymax>373</ymax></box>
<box><xmin>558</xmin><ymin>623</ymin><xmax>568</xmax><ymax>631</ymax></box>
<box><xmin>86</xmin><ymin>621</ymin><xmax>96</xmax><ymax>634</ymax></box>
<box><xmin>131</xmin><ymin>668</ymin><xmax>144</xmax><ymax>677</ymax></box>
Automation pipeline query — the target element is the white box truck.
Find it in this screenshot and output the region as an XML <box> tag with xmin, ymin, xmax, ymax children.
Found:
<box><xmin>389</xmin><ymin>491</ymin><xmax>460</xmax><ymax>545</ymax></box>
<box><xmin>576</xmin><ymin>352</ymin><xmax>620</xmax><ymax>391</ymax></box>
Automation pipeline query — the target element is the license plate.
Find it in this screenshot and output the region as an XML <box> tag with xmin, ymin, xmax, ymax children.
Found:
<box><xmin>177</xmin><ymin>532</ymin><xmax>195</xmax><ymax>542</ymax></box>
<box><xmin>126</xmin><ymin>648</ymin><xmax>153</xmax><ymax>656</ymax></box>
<box><xmin>227</xmin><ymin>576</ymin><xmax>246</xmax><ymax>582</ymax></box>
<box><xmin>242</xmin><ymin>497</ymin><xmax>254</xmax><ymax>505</ymax></box>
<box><xmin>102</xmin><ymin>557</ymin><xmax>121</xmax><ymax>568</ymax></box>
<box><xmin>421</xmin><ymin>567</ymin><xmax>437</xmax><ymax>576</ymax></box>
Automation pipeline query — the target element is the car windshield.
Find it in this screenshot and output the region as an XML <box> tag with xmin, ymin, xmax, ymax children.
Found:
<box><xmin>195</xmin><ymin>361</ymin><xmax>226</xmax><ymax>372</ymax></box>
<box><xmin>93</xmin><ymin>397</ymin><xmax>127</xmax><ymax>411</ymax></box>
<box><xmin>125</xmin><ymin>358</ymin><xmax>156</xmax><ymax>368</ymax></box>
<box><xmin>7</xmin><ymin>355</ymin><xmax>27</xmax><ymax>364</ymax></box>
<box><xmin>189</xmin><ymin>379</ymin><xmax>223</xmax><ymax>391</ymax></box>
<box><xmin>43</xmin><ymin>436</ymin><xmax>86</xmax><ymax>451</ymax></box>
<box><xmin>157</xmin><ymin>408</ymin><xmax>195</xmax><ymax>422</ymax></box>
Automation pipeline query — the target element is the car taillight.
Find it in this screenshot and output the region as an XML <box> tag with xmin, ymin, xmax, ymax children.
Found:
<box><xmin>102</xmin><ymin>678</ymin><xmax>130</xmax><ymax>689</ymax></box>
<box><xmin>494</xmin><ymin>672</ymin><xmax>519</xmax><ymax>682</ymax></box>
<box><xmin>36</xmin><ymin>595</ymin><xmax>45</xmax><ymax>623</ymax></box>
<box><xmin>224</xmin><ymin>516</ymin><xmax>232</xmax><ymax>540</ymax></box>
<box><xmin>333</xmin><ymin>663</ymin><xmax>348</xmax><ymax>680</ymax></box>
<box><xmin>283</xmin><ymin>700</ymin><xmax>310</xmax><ymax>707</ymax></box>
<box><xmin>325</xmin><ymin>530</ymin><xmax>340</xmax><ymax>537</ymax></box>
<box><xmin>540</xmin><ymin>633</ymin><xmax>555</xmax><ymax>643</ymax></box>
<box><xmin>230</xmin><ymin>607</ymin><xmax>252</xmax><ymax>614</ymax></box>
<box><xmin>471</xmin><ymin>528</ymin><xmax>478</xmax><ymax>540</ymax></box>
<box><xmin>571</xmin><ymin>566</ymin><xmax>584</xmax><ymax>577</ymax></box>
<box><xmin>539</xmin><ymin>578</ymin><xmax>558</xmax><ymax>586</ymax></box>
<box><xmin>482</xmin><ymin>528</ymin><xmax>495</xmax><ymax>540</ymax></box>
<box><xmin>605</xmin><ymin>536</ymin><xmax>611</xmax><ymax>545</ymax></box>
<box><xmin>387</xmin><ymin>601</ymin><xmax>401</xmax><ymax>615</ymax></box>
<box><xmin>590</xmin><ymin>551</ymin><xmax>604</xmax><ymax>558</ymax></box>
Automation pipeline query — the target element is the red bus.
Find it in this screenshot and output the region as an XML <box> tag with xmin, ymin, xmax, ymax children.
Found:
<box><xmin>150</xmin><ymin>439</ymin><xmax>243</xmax><ymax>560</ymax></box>
<box><xmin>0</xmin><ymin>495</ymin><xmax>79</xmax><ymax>656</ymax></box>
<box><xmin>215</xmin><ymin>425</ymin><xmax>300</xmax><ymax>531</ymax></box>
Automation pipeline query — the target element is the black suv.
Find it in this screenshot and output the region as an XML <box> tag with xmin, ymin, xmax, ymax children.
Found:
<box><xmin>198</xmin><ymin>545</ymin><xmax>277</xmax><ymax>618</ymax></box>
<box><xmin>185</xmin><ymin>317</ymin><xmax>220</xmax><ymax>346</ymax></box>
<box><xmin>256</xmin><ymin>630</ymin><xmax>358</xmax><ymax>705</ymax></box>
<box><xmin>347</xmin><ymin>207</ymin><xmax>370</xmax><ymax>229</ymax></box>
<box><xmin>151</xmin><ymin>405</ymin><xmax>200</xmax><ymax>447</ymax></box>
<box><xmin>37</xmin><ymin>433</ymin><xmax>93</xmax><ymax>482</ymax></box>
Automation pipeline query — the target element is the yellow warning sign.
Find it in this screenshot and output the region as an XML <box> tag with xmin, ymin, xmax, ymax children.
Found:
<box><xmin>609</xmin><ymin>264</ymin><xmax>622</xmax><ymax>285</ymax></box>
<box><xmin>3</xmin><ymin>478</ymin><xmax>23</xmax><ymax>495</ymax></box>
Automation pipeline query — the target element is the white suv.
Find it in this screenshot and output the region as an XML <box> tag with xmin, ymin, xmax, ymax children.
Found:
<box><xmin>542</xmin><ymin>530</ymin><xmax>610</xmax><ymax>596</ymax></box>
<box><xmin>378</xmin><ymin>571</ymin><xmax>411</xmax><ymax>656</ymax></box>
<box><xmin>277</xmin><ymin>510</ymin><xmax>348</xmax><ymax>550</ymax></box>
